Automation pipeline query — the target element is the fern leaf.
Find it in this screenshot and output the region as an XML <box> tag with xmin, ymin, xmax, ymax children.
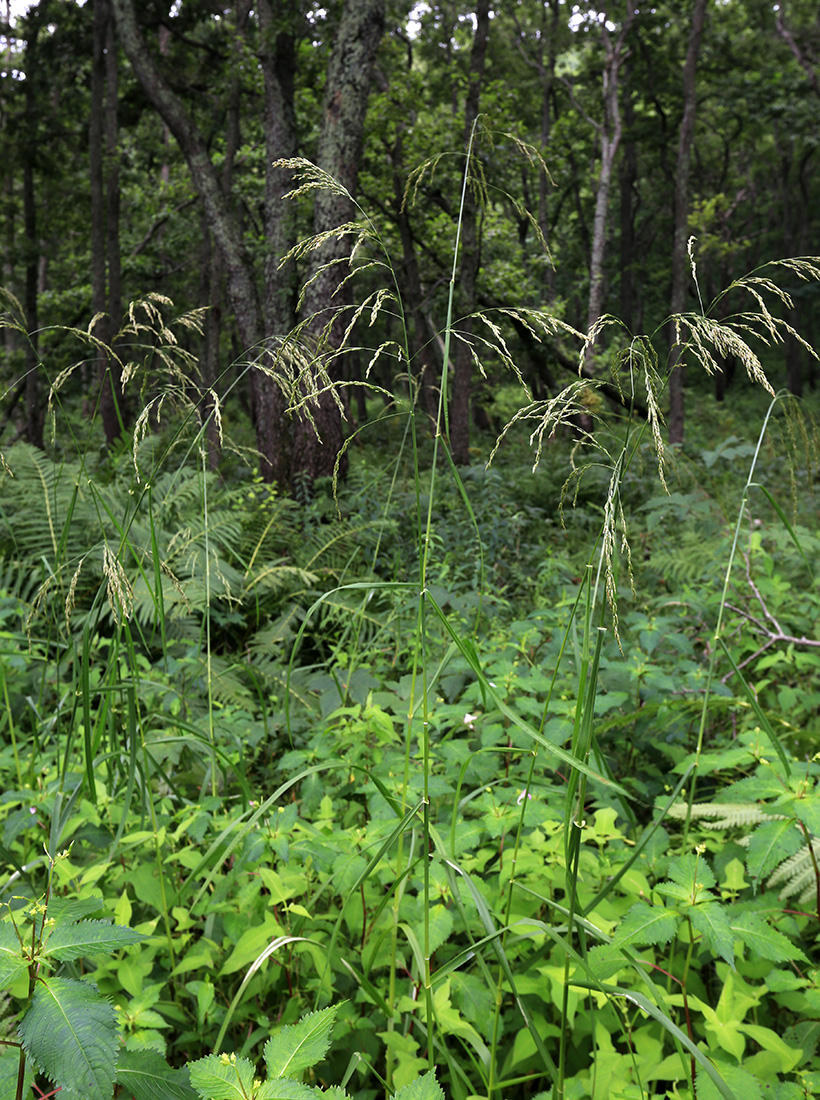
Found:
<box><xmin>263</xmin><ymin>1004</ymin><xmax>340</xmax><ymax>1081</ymax></box>
<box><xmin>611</xmin><ymin>901</ymin><xmax>679</xmax><ymax>948</ymax></box>
<box><xmin>730</xmin><ymin>911</ymin><xmax>808</xmax><ymax>963</ymax></box>
<box><xmin>767</xmin><ymin>838</ymin><xmax>820</xmax><ymax>902</ymax></box>
<box><xmin>188</xmin><ymin>1053</ymin><xmax>255</xmax><ymax>1100</ymax></box>
<box><xmin>19</xmin><ymin>977</ymin><xmax>118</xmax><ymax>1100</ymax></box>
<box><xmin>116</xmin><ymin>1049</ymin><xmax>197</xmax><ymax>1100</ymax></box>
<box><xmin>44</xmin><ymin>919</ymin><xmax>144</xmax><ymax>962</ymax></box>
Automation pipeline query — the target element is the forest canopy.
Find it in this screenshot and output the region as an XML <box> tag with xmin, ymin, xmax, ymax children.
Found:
<box><xmin>2</xmin><ymin>0</ymin><xmax>819</xmax><ymax>476</ymax></box>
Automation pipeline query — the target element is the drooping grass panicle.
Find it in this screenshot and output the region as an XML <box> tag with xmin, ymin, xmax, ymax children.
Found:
<box><xmin>487</xmin><ymin>377</ymin><xmax>594</xmax><ymax>470</ymax></box>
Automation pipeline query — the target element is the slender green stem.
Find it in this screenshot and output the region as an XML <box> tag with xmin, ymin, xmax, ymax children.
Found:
<box><xmin>683</xmin><ymin>394</ymin><xmax>782</xmax><ymax>843</ymax></box>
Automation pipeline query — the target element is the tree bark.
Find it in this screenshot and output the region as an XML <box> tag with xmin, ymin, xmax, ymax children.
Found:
<box><xmin>91</xmin><ymin>0</ymin><xmax>122</xmax><ymax>446</ymax></box>
<box><xmin>109</xmin><ymin>0</ymin><xmax>304</xmax><ymax>484</ymax></box>
<box><xmin>110</xmin><ymin>0</ymin><xmax>262</xmax><ymax>362</ymax></box>
<box><xmin>22</xmin><ymin>16</ymin><xmax>43</xmax><ymax>449</ymax></box>
<box><xmin>584</xmin><ymin>1</ymin><xmax>636</xmax><ymax>368</ymax></box>
<box><xmin>668</xmin><ymin>0</ymin><xmax>708</xmax><ymax>445</ymax></box>
<box><xmin>257</xmin><ymin>0</ymin><xmax>298</xmax><ymax>486</ymax></box>
<box><xmin>449</xmin><ymin>0</ymin><xmax>490</xmax><ymax>466</ymax></box>
<box><xmin>294</xmin><ymin>0</ymin><xmax>386</xmax><ymax>484</ymax></box>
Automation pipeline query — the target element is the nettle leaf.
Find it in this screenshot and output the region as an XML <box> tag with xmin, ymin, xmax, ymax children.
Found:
<box><xmin>116</xmin><ymin>1049</ymin><xmax>197</xmax><ymax>1100</ymax></box>
<box><xmin>19</xmin><ymin>977</ymin><xmax>118</xmax><ymax>1100</ymax></box>
<box><xmin>654</xmin><ymin>882</ymin><xmax>693</xmax><ymax>904</ymax></box>
<box><xmin>696</xmin><ymin>1060</ymin><xmax>761</xmax><ymax>1100</ymax></box>
<box><xmin>188</xmin><ymin>1053</ymin><xmax>255</xmax><ymax>1100</ymax></box>
<box><xmin>667</xmin><ymin>853</ymin><xmax>716</xmax><ymax>893</ymax></box>
<box><xmin>256</xmin><ymin>1079</ymin><xmax>318</xmax><ymax>1100</ymax></box>
<box><xmin>691</xmin><ymin>903</ymin><xmax>735</xmax><ymax>967</ymax></box>
<box><xmin>611</xmin><ymin>902</ymin><xmax>679</xmax><ymax>948</ymax></box>
<box><xmin>47</xmin><ymin>897</ymin><xmax>107</xmax><ymax>923</ymax></box>
<box><xmin>793</xmin><ymin>797</ymin><xmax>820</xmax><ymax>835</ymax></box>
<box><xmin>0</xmin><ymin>1044</ymin><xmax>34</xmax><ymax>1100</ymax></box>
<box><xmin>44</xmin><ymin>920</ymin><xmax>145</xmax><ymax>962</ymax></box>
<box><xmin>263</xmin><ymin>1004</ymin><xmax>340</xmax><ymax>1080</ymax></box>
<box><xmin>730</xmin><ymin>911</ymin><xmax>809</xmax><ymax>963</ymax></box>
<box><xmin>747</xmin><ymin>820</ymin><xmax>801</xmax><ymax>883</ymax></box>
<box><xmin>427</xmin><ymin>906</ymin><xmax>454</xmax><ymax>956</ymax></box>
<box><xmin>0</xmin><ymin>923</ymin><xmax>27</xmax><ymax>990</ymax></box>
<box><xmin>393</xmin><ymin>1070</ymin><xmax>446</xmax><ymax>1100</ymax></box>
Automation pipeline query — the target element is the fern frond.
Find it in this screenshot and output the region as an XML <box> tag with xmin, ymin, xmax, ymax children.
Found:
<box><xmin>666</xmin><ymin>801</ymin><xmax>785</xmax><ymax>829</ymax></box>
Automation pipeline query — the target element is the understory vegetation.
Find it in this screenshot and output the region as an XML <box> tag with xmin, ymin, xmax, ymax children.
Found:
<box><xmin>1</xmin><ymin>235</ymin><xmax>820</xmax><ymax>1100</ymax></box>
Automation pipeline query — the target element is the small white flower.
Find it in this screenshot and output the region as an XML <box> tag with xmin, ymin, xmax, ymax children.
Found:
<box><xmin>517</xmin><ymin>790</ymin><xmax>532</xmax><ymax>805</ymax></box>
<box><xmin>463</xmin><ymin>712</ymin><xmax>479</xmax><ymax>729</ymax></box>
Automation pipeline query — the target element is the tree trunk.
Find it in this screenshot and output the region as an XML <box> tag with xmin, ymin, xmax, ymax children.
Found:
<box><xmin>619</xmin><ymin>74</ymin><xmax>637</xmax><ymax>332</ymax></box>
<box><xmin>109</xmin><ymin>0</ymin><xmax>304</xmax><ymax>483</ymax></box>
<box><xmin>257</xmin><ymin>0</ymin><xmax>298</xmax><ymax>486</ymax></box>
<box><xmin>668</xmin><ymin>0</ymin><xmax>708</xmax><ymax>445</ymax></box>
<box><xmin>23</xmin><ymin>17</ymin><xmax>43</xmax><ymax>449</ymax></box>
<box><xmin>584</xmin><ymin>2</ymin><xmax>636</xmax><ymax>368</ymax></box>
<box><xmin>449</xmin><ymin>0</ymin><xmax>490</xmax><ymax>467</ymax></box>
<box><xmin>91</xmin><ymin>0</ymin><xmax>121</xmax><ymax>446</ymax></box>
<box><xmin>105</xmin><ymin>6</ymin><xmax>123</xmax><ymax>384</ymax></box>
<box><xmin>110</xmin><ymin>0</ymin><xmax>262</xmax><ymax>365</ymax></box>
<box><xmin>294</xmin><ymin>0</ymin><xmax>386</xmax><ymax>485</ymax></box>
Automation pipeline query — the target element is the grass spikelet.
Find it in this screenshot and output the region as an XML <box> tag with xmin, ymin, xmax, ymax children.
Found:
<box><xmin>64</xmin><ymin>556</ymin><xmax>85</xmax><ymax>633</ymax></box>
<box><xmin>103</xmin><ymin>544</ymin><xmax>134</xmax><ymax>625</ymax></box>
<box><xmin>273</xmin><ymin>157</ymin><xmax>354</xmax><ymax>202</ymax></box>
<box><xmin>487</xmin><ymin>378</ymin><xmax>594</xmax><ymax>470</ymax></box>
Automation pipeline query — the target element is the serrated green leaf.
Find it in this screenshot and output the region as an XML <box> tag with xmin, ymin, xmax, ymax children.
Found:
<box><xmin>731</xmin><ymin>911</ymin><xmax>808</xmax><ymax>963</ymax></box>
<box><xmin>426</xmin><ymin>906</ymin><xmax>453</xmax><ymax>956</ymax></box>
<box><xmin>611</xmin><ymin>901</ymin><xmax>679</xmax><ymax>948</ymax></box>
<box><xmin>188</xmin><ymin>1054</ymin><xmax>255</xmax><ymax>1100</ymax></box>
<box><xmin>0</xmin><ymin>924</ymin><xmax>27</xmax><ymax>990</ymax></box>
<box><xmin>19</xmin><ymin>977</ymin><xmax>118</xmax><ymax>1100</ymax></box>
<box><xmin>116</xmin><ymin>1049</ymin><xmax>197</xmax><ymax>1100</ymax></box>
<box><xmin>654</xmin><ymin>882</ymin><xmax>693</xmax><ymax>904</ymax></box>
<box><xmin>256</xmin><ymin>1079</ymin><xmax>318</xmax><ymax>1100</ymax></box>
<box><xmin>668</xmin><ymin>853</ymin><xmax>716</xmax><ymax>892</ymax></box>
<box><xmin>747</xmin><ymin>820</ymin><xmax>801</xmax><ymax>882</ymax></box>
<box><xmin>0</xmin><ymin>1044</ymin><xmax>34</xmax><ymax>1100</ymax></box>
<box><xmin>44</xmin><ymin>920</ymin><xmax>145</xmax><ymax>962</ymax></box>
<box><xmin>696</xmin><ymin>1060</ymin><xmax>761</xmax><ymax>1100</ymax></box>
<box><xmin>793</xmin><ymin>798</ymin><xmax>820</xmax><ymax>835</ymax></box>
<box><xmin>263</xmin><ymin>1005</ymin><xmax>339</xmax><ymax>1081</ymax></box>
<box><xmin>393</xmin><ymin>1069</ymin><xmax>445</xmax><ymax>1100</ymax></box>
<box><xmin>691</xmin><ymin>903</ymin><xmax>735</xmax><ymax>966</ymax></box>
<box><xmin>47</xmin><ymin>897</ymin><xmax>107</xmax><ymax>923</ymax></box>
<box><xmin>319</xmin><ymin>1087</ymin><xmax>349</xmax><ymax>1100</ymax></box>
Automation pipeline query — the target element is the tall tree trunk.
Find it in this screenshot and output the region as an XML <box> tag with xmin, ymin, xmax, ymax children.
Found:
<box><xmin>584</xmin><ymin>1</ymin><xmax>635</xmax><ymax>369</ymax></box>
<box><xmin>257</xmin><ymin>0</ymin><xmax>299</xmax><ymax>487</ymax></box>
<box><xmin>294</xmin><ymin>0</ymin><xmax>386</xmax><ymax>485</ymax></box>
<box><xmin>668</xmin><ymin>0</ymin><xmax>708</xmax><ymax>445</ymax></box>
<box><xmin>449</xmin><ymin>0</ymin><xmax>490</xmax><ymax>467</ymax></box>
<box><xmin>23</xmin><ymin>17</ymin><xmax>42</xmax><ymax>449</ymax></box>
<box><xmin>91</xmin><ymin>0</ymin><xmax>121</xmax><ymax>446</ymax></box>
<box><xmin>619</xmin><ymin>74</ymin><xmax>637</xmax><ymax>332</ymax></box>
<box><xmin>109</xmin><ymin>0</ymin><xmax>300</xmax><ymax>482</ymax></box>
<box><xmin>105</xmin><ymin>7</ymin><xmax>122</xmax><ymax>353</ymax></box>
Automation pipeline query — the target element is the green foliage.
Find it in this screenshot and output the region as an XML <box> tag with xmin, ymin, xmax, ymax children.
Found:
<box><xmin>2</xmin><ymin>87</ymin><xmax>820</xmax><ymax>1100</ymax></box>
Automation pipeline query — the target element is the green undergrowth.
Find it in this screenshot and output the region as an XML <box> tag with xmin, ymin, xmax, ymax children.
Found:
<box><xmin>1</xmin><ymin>149</ymin><xmax>820</xmax><ymax>1100</ymax></box>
